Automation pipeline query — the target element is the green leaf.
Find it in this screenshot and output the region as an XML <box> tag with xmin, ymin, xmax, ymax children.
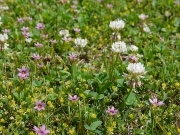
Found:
<box><xmin>126</xmin><ymin>92</ymin><xmax>137</xmax><ymax>105</ymax></box>
<box><xmin>90</xmin><ymin>121</ymin><xmax>102</xmax><ymax>131</ymax></box>
<box><xmin>13</xmin><ymin>92</ymin><xmax>19</xmax><ymax>101</ymax></box>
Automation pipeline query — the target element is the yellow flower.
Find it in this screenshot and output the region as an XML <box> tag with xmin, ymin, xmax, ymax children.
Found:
<box><xmin>162</xmin><ymin>83</ymin><xmax>166</xmax><ymax>89</ymax></box>
<box><xmin>8</xmin><ymin>95</ymin><xmax>12</xmax><ymax>99</ymax></box>
<box><xmin>62</xmin><ymin>123</ymin><xmax>68</xmax><ymax>128</ymax></box>
<box><xmin>129</xmin><ymin>114</ymin><xmax>134</xmax><ymax>119</ymax></box>
<box><xmin>107</xmin><ymin>127</ymin><xmax>113</xmax><ymax>132</ymax></box>
<box><xmin>15</xmin><ymin>121</ymin><xmax>19</xmax><ymax>125</ymax></box>
<box><xmin>112</xmin><ymin>122</ymin><xmax>116</xmax><ymax>127</ymax></box>
<box><xmin>68</xmin><ymin>129</ymin><xmax>75</xmax><ymax>134</ymax></box>
<box><xmin>177</xmin><ymin>128</ymin><xmax>180</xmax><ymax>133</ymax></box>
<box><xmin>91</xmin><ymin>113</ymin><xmax>97</xmax><ymax>119</ymax></box>
<box><xmin>60</xmin><ymin>97</ymin><xmax>64</xmax><ymax>103</ymax></box>
<box><xmin>0</xmin><ymin>118</ymin><xmax>5</xmax><ymax>123</ymax></box>
<box><xmin>175</xmin><ymin>82</ymin><xmax>179</xmax><ymax>87</ymax></box>
<box><xmin>75</xmin><ymin>88</ymin><xmax>79</xmax><ymax>91</ymax></box>
<box><xmin>167</xmin><ymin>132</ymin><xmax>171</xmax><ymax>135</ymax></box>
<box><xmin>0</xmin><ymin>126</ymin><xmax>3</xmax><ymax>131</ymax></box>
<box><xmin>29</xmin><ymin>131</ymin><xmax>35</xmax><ymax>135</ymax></box>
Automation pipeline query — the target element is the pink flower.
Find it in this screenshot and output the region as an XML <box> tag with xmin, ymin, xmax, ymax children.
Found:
<box><xmin>149</xmin><ymin>98</ymin><xmax>164</xmax><ymax>106</ymax></box>
<box><xmin>33</xmin><ymin>125</ymin><xmax>50</xmax><ymax>135</ymax></box>
<box><xmin>74</xmin><ymin>28</ymin><xmax>81</xmax><ymax>32</ymax></box>
<box><xmin>71</xmin><ymin>5</ymin><xmax>77</xmax><ymax>9</ymax></box>
<box><xmin>73</xmin><ymin>1</ymin><xmax>78</xmax><ymax>4</ymax></box>
<box><xmin>22</xmin><ymin>31</ymin><xmax>30</xmax><ymax>38</ymax></box>
<box><xmin>107</xmin><ymin>4</ymin><xmax>113</xmax><ymax>9</ymax></box>
<box><xmin>128</xmin><ymin>56</ymin><xmax>139</xmax><ymax>62</ymax></box>
<box><xmin>17</xmin><ymin>66</ymin><xmax>30</xmax><ymax>79</ymax></box>
<box><xmin>21</xmin><ymin>26</ymin><xmax>29</xmax><ymax>31</ymax></box>
<box><xmin>69</xmin><ymin>95</ymin><xmax>79</xmax><ymax>102</ymax></box>
<box><xmin>26</xmin><ymin>17</ymin><xmax>32</xmax><ymax>21</ymax></box>
<box><xmin>35</xmin><ymin>42</ymin><xmax>43</xmax><ymax>48</ymax></box>
<box><xmin>62</xmin><ymin>36</ymin><xmax>72</xmax><ymax>42</ymax></box>
<box><xmin>106</xmin><ymin>107</ymin><xmax>118</xmax><ymax>115</ymax></box>
<box><xmin>69</xmin><ymin>53</ymin><xmax>77</xmax><ymax>60</ymax></box>
<box><xmin>32</xmin><ymin>53</ymin><xmax>41</xmax><ymax>60</ymax></box>
<box><xmin>2</xmin><ymin>29</ymin><xmax>10</xmax><ymax>33</ymax></box>
<box><xmin>34</xmin><ymin>101</ymin><xmax>46</xmax><ymax>111</ymax></box>
<box><xmin>17</xmin><ymin>18</ymin><xmax>24</xmax><ymax>23</ymax></box>
<box><xmin>50</xmin><ymin>39</ymin><xmax>57</xmax><ymax>44</ymax></box>
<box><xmin>36</xmin><ymin>23</ymin><xmax>45</xmax><ymax>30</ymax></box>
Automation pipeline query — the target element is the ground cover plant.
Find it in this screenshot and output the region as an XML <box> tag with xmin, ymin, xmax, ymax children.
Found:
<box><xmin>0</xmin><ymin>0</ymin><xmax>180</xmax><ymax>134</ymax></box>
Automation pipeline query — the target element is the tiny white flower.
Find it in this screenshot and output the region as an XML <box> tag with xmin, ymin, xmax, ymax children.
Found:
<box><xmin>109</xmin><ymin>20</ymin><xmax>125</xmax><ymax>30</ymax></box>
<box><xmin>59</xmin><ymin>30</ymin><xmax>69</xmax><ymax>37</ymax></box>
<box><xmin>25</xmin><ymin>38</ymin><xmax>32</xmax><ymax>43</ymax></box>
<box><xmin>0</xmin><ymin>33</ymin><xmax>8</xmax><ymax>42</ymax></box>
<box><xmin>129</xmin><ymin>45</ymin><xmax>138</xmax><ymax>52</ymax></box>
<box><xmin>127</xmin><ymin>63</ymin><xmax>146</xmax><ymax>75</ymax></box>
<box><xmin>143</xmin><ymin>24</ymin><xmax>151</xmax><ymax>33</ymax></box>
<box><xmin>74</xmin><ymin>37</ymin><xmax>88</xmax><ymax>47</ymax></box>
<box><xmin>139</xmin><ymin>14</ymin><xmax>148</xmax><ymax>20</ymax></box>
<box><xmin>3</xmin><ymin>43</ymin><xmax>9</xmax><ymax>50</ymax></box>
<box><xmin>111</xmin><ymin>41</ymin><xmax>127</xmax><ymax>53</ymax></box>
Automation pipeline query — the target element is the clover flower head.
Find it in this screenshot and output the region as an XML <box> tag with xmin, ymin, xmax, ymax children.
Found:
<box><xmin>35</xmin><ymin>42</ymin><xmax>43</xmax><ymax>48</ymax></box>
<box><xmin>36</xmin><ymin>23</ymin><xmax>45</xmax><ymax>30</ymax></box>
<box><xmin>126</xmin><ymin>62</ymin><xmax>146</xmax><ymax>75</ymax></box>
<box><xmin>139</xmin><ymin>14</ymin><xmax>148</xmax><ymax>20</ymax></box>
<box><xmin>74</xmin><ymin>37</ymin><xmax>88</xmax><ymax>47</ymax></box>
<box><xmin>109</xmin><ymin>20</ymin><xmax>125</xmax><ymax>30</ymax></box>
<box><xmin>69</xmin><ymin>53</ymin><xmax>77</xmax><ymax>60</ymax></box>
<box><xmin>32</xmin><ymin>53</ymin><xmax>41</xmax><ymax>60</ymax></box>
<box><xmin>111</xmin><ymin>41</ymin><xmax>127</xmax><ymax>53</ymax></box>
<box><xmin>129</xmin><ymin>45</ymin><xmax>138</xmax><ymax>52</ymax></box>
<box><xmin>59</xmin><ymin>30</ymin><xmax>69</xmax><ymax>37</ymax></box>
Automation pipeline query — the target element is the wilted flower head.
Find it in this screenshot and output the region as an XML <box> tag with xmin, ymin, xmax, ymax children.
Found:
<box><xmin>139</xmin><ymin>14</ymin><xmax>148</xmax><ymax>20</ymax></box>
<box><xmin>2</xmin><ymin>43</ymin><xmax>9</xmax><ymax>50</ymax></box>
<box><xmin>59</xmin><ymin>30</ymin><xmax>69</xmax><ymax>37</ymax></box>
<box><xmin>111</xmin><ymin>41</ymin><xmax>127</xmax><ymax>53</ymax></box>
<box><xmin>74</xmin><ymin>37</ymin><xmax>88</xmax><ymax>47</ymax></box>
<box><xmin>106</xmin><ymin>107</ymin><xmax>118</xmax><ymax>115</ymax></box>
<box><xmin>33</xmin><ymin>125</ymin><xmax>50</xmax><ymax>135</ymax></box>
<box><xmin>129</xmin><ymin>45</ymin><xmax>138</xmax><ymax>52</ymax></box>
<box><xmin>128</xmin><ymin>55</ymin><xmax>139</xmax><ymax>63</ymax></box>
<box><xmin>41</xmin><ymin>34</ymin><xmax>48</xmax><ymax>39</ymax></box>
<box><xmin>36</xmin><ymin>23</ymin><xmax>45</xmax><ymax>30</ymax></box>
<box><xmin>69</xmin><ymin>95</ymin><xmax>79</xmax><ymax>102</ymax></box>
<box><xmin>149</xmin><ymin>98</ymin><xmax>164</xmax><ymax>106</ymax></box>
<box><xmin>34</xmin><ymin>101</ymin><xmax>46</xmax><ymax>111</ymax></box>
<box><xmin>17</xmin><ymin>66</ymin><xmax>30</xmax><ymax>79</ymax></box>
<box><xmin>109</xmin><ymin>20</ymin><xmax>125</xmax><ymax>30</ymax></box>
<box><xmin>126</xmin><ymin>63</ymin><xmax>146</xmax><ymax>75</ymax></box>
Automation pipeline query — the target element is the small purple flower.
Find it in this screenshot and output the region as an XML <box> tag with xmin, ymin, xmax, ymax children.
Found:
<box><xmin>106</xmin><ymin>107</ymin><xmax>118</xmax><ymax>116</ymax></box>
<box><xmin>22</xmin><ymin>31</ymin><xmax>30</xmax><ymax>38</ymax></box>
<box><xmin>17</xmin><ymin>66</ymin><xmax>30</xmax><ymax>79</ymax></box>
<box><xmin>69</xmin><ymin>95</ymin><xmax>79</xmax><ymax>102</ymax></box>
<box><xmin>26</xmin><ymin>17</ymin><xmax>32</xmax><ymax>21</ymax></box>
<box><xmin>107</xmin><ymin>4</ymin><xmax>113</xmax><ymax>9</ymax></box>
<box><xmin>21</xmin><ymin>26</ymin><xmax>29</xmax><ymax>31</ymax></box>
<box><xmin>62</xmin><ymin>36</ymin><xmax>72</xmax><ymax>42</ymax></box>
<box><xmin>36</xmin><ymin>23</ymin><xmax>45</xmax><ymax>30</ymax></box>
<box><xmin>149</xmin><ymin>98</ymin><xmax>164</xmax><ymax>106</ymax></box>
<box><xmin>2</xmin><ymin>29</ymin><xmax>10</xmax><ymax>33</ymax></box>
<box><xmin>32</xmin><ymin>53</ymin><xmax>41</xmax><ymax>60</ymax></box>
<box><xmin>35</xmin><ymin>42</ymin><xmax>43</xmax><ymax>48</ymax></box>
<box><xmin>50</xmin><ymin>39</ymin><xmax>57</xmax><ymax>44</ymax></box>
<box><xmin>129</xmin><ymin>56</ymin><xmax>139</xmax><ymax>62</ymax></box>
<box><xmin>17</xmin><ymin>18</ymin><xmax>24</xmax><ymax>23</ymax></box>
<box><xmin>74</xmin><ymin>28</ymin><xmax>81</xmax><ymax>33</ymax></box>
<box><xmin>34</xmin><ymin>101</ymin><xmax>46</xmax><ymax>111</ymax></box>
<box><xmin>71</xmin><ymin>5</ymin><xmax>77</xmax><ymax>9</ymax></box>
<box><xmin>69</xmin><ymin>53</ymin><xmax>77</xmax><ymax>60</ymax></box>
<box><xmin>33</xmin><ymin>125</ymin><xmax>50</xmax><ymax>135</ymax></box>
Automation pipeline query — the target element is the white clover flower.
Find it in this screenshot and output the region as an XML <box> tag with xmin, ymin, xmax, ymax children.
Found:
<box><xmin>129</xmin><ymin>45</ymin><xmax>138</xmax><ymax>52</ymax></box>
<box><xmin>25</xmin><ymin>38</ymin><xmax>32</xmax><ymax>43</ymax></box>
<box><xmin>74</xmin><ymin>37</ymin><xmax>88</xmax><ymax>47</ymax></box>
<box><xmin>143</xmin><ymin>24</ymin><xmax>151</xmax><ymax>33</ymax></box>
<box><xmin>3</xmin><ymin>43</ymin><xmax>9</xmax><ymax>50</ymax></box>
<box><xmin>111</xmin><ymin>41</ymin><xmax>127</xmax><ymax>53</ymax></box>
<box><xmin>139</xmin><ymin>14</ymin><xmax>148</xmax><ymax>20</ymax></box>
<box><xmin>59</xmin><ymin>30</ymin><xmax>69</xmax><ymax>37</ymax></box>
<box><xmin>127</xmin><ymin>63</ymin><xmax>146</xmax><ymax>75</ymax></box>
<box><xmin>109</xmin><ymin>20</ymin><xmax>125</xmax><ymax>30</ymax></box>
<box><xmin>0</xmin><ymin>33</ymin><xmax>8</xmax><ymax>42</ymax></box>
